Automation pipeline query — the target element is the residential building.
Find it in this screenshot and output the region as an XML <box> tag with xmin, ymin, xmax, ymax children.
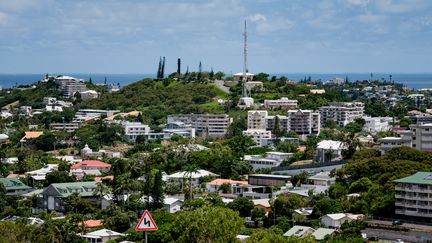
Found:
<box><xmin>264</xmin><ymin>97</ymin><xmax>298</xmax><ymax>110</ymax></box>
<box><xmin>0</xmin><ymin>134</ymin><xmax>9</xmax><ymax>144</ymax></box>
<box><xmin>321</xmin><ymin>213</ymin><xmax>363</xmax><ymax>228</ymax></box>
<box><xmin>0</xmin><ymin>178</ymin><xmax>32</xmax><ymax>195</ymax></box>
<box><xmin>248</xmin><ymin>174</ymin><xmax>291</xmax><ymax>187</ymax></box>
<box><xmin>20</xmin><ymin>131</ymin><xmax>44</xmax><ymax>143</ymax></box>
<box><xmin>19</xmin><ymin>106</ymin><xmax>33</xmax><ymax>117</ymax></box>
<box><xmin>166</xmin><ymin>169</ymin><xmax>218</xmax><ymax>188</ymax></box>
<box><xmin>244</xmin><ymin>152</ymin><xmax>293</xmax><ymax>171</ymax></box>
<box><xmin>71</xmin><ymin>160</ymin><xmax>112</xmax><ymax>173</ymax></box>
<box><xmin>247</xmin><ymin>110</ymin><xmax>268</xmax><ymax>130</ymax></box>
<box><xmin>243</xmin><ymin>129</ymin><xmax>272</xmax><ymax>147</ymax></box>
<box><xmin>411</xmin><ymin>123</ymin><xmax>432</xmax><ymax>151</ymax></box>
<box><xmin>378</xmin><ymin>136</ymin><xmax>412</xmax><ymax>154</ymax></box>
<box><xmin>238</xmin><ymin>97</ymin><xmax>254</xmax><ymax>109</ymax></box>
<box><xmin>26</xmin><ymin>164</ymin><xmax>58</xmax><ymax>185</ymax></box>
<box><xmin>80</xmin><ymin>144</ymin><xmax>121</xmax><ymax>159</ymax></box>
<box><xmin>319</xmin><ymin>102</ymin><xmax>364</xmax><ymax>127</ymax></box>
<box><xmin>79</xmin><ymin>90</ymin><xmax>98</xmax><ymax>100</ymax></box>
<box><xmin>394</xmin><ymin>171</ymin><xmax>432</xmax><ymax>219</ymax></box>
<box><xmin>287</xmin><ymin>109</ymin><xmax>320</xmax><ymax>136</ymax></box>
<box><xmin>39</xmin><ymin>181</ymin><xmax>98</xmax><ymax>211</ymax></box>
<box><xmin>167</xmin><ymin>114</ymin><xmax>232</xmax><ymax>138</ymax></box>
<box><xmin>308</xmin><ymin>171</ymin><xmax>336</xmax><ymax>186</ymax></box>
<box><xmin>55</xmin><ymin>76</ymin><xmax>86</xmax><ymax>97</ymax></box>
<box><xmin>79</xmin><ymin>229</ymin><xmax>124</xmax><ymax>243</ymax></box>
<box><xmin>163</xmin><ymin>197</ymin><xmax>184</xmax><ymax>213</ymax></box>
<box><xmin>409</xmin><ymin>114</ymin><xmax>432</xmax><ymax>124</ymax></box>
<box><xmin>50</xmin><ymin>122</ymin><xmax>81</xmax><ymax>133</ymax></box>
<box><xmin>316</xmin><ymin>140</ymin><xmax>345</xmax><ymax>163</ymax></box>
<box><xmin>233</xmin><ymin>72</ymin><xmax>254</xmax><ymax>82</ymax></box>
<box><xmin>206</xmin><ymin>179</ymin><xmax>248</xmax><ymax>193</ymax></box>
<box><xmin>122</xmin><ymin>121</ymin><xmax>150</xmax><ymax>142</ymax></box>
<box><xmin>283</xmin><ymin>225</ymin><xmax>314</xmax><ymax>238</ymax></box>
<box><xmin>76</xmin><ymin>109</ymin><xmax>120</xmax><ymax>119</ymax></box>
<box><xmin>363</xmin><ymin>116</ymin><xmax>392</xmax><ymax>133</ymax></box>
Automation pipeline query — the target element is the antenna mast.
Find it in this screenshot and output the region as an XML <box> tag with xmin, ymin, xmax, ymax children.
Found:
<box><xmin>242</xmin><ymin>20</ymin><xmax>248</xmax><ymax>97</ymax></box>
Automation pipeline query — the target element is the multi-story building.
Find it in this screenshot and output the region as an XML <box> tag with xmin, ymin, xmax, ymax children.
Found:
<box><xmin>55</xmin><ymin>76</ymin><xmax>86</xmax><ymax>97</ymax></box>
<box><xmin>244</xmin><ymin>152</ymin><xmax>293</xmax><ymax>171</ymax></box>
<box><xmin>122</xmin><ymin>121</ymin><xmax>151</xmax><ymax>142</ymax></box>
<box><xmin>287</xmin><ymin>109</ymin><xmax>320</xmax><ymax>136</ymax></box>
<box><xmin>247</xmin><ymin>110</ymin><xmax>268</xmax><ymax>130</ymax></box>
<box><xmin>50</xmin><ymin>122</ymin><xmax>81</xmax><ymax>133</ymax></box>
<box><xmin>167</xmin><ymin>114</ymin><xmax>232</xmax><ymax>138</ymax></box>
<box><xmin>319</xmin><ymin>102</ymin><xmax>364</xmax><ymax>127</ymax></box>
<box><xmin>378</xmin><ymin>136</ymin><xmax>412</xmax><ymax>154</ymax></box>
<box><xmin>394</xmin><ymin>172</ymin><xmax>432</xmax><ymax>220</ymax></box>
<box><xmin>410</xmin><ymin>123</ymin><xmax>432</xmax><ymax>151</ymax></box>
<box><xmin>79</xmin><ymin>90</ymin><xmax>98</xmax><ymax>100</ymax></box>
<box><xmin>264</xmin><ymin>97</ymin><xmax>298</xmax><ymax>110</ymax></box>
<box><xmin>243</xmin><ymin>129</ymin><xmax>272</xmax><ymax>147</ymax></box>
<box><xmin>363</xmin><ymin>116</ymin><xmax>392</xmax><ymax>133</ymax></box>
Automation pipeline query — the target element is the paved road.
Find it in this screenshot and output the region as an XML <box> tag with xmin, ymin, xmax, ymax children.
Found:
<box><xmin>213</xmin><ymin>79</ymin><xmax>231</xmax><ymax>94</ymax></box>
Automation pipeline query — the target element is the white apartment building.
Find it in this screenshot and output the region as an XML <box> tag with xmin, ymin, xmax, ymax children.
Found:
<box><xmin>243</xmin><ymin>129</ymin><xmax>272</xmax><ymax>147</ymax></box>
<box><xmin>122</xmin><ymin>121</ymin><xmax>150</xmax><ymax>142</ymax></box>
<box><xmin>395</xmin><ymin>172</ymin><xmax>432</xmax><ymax>219</ymax></box>
<box><xmin>79</xmin><ymin>90</ymin><xmax>98</xmax><ymax>100</ymax></box>
<box><xmin>244</xmin><ymin>151</ymin><xmax>293</xmax><ymax>171</ymax></box>
<box><xmin>363</xmin><ymin>116</ymin><xmax>392</xmax><ymax>133</ymax></box>
<box><xmin>167</xmin><ymin>114</ymin><xmax>232</xmax><ymax>138</ymax></box>
<box><xmin>411</xmin><ymin>123</ymin><xmax>432</xmax><ymax>151</ymax></box>
<box><xmin>319</xmin><ymin>102</ymin><xmax>364</xmax><ymax>127</ymax></box>
<box><xmin>287</xmin><ymin>109</ymin><xmax>320</xmax><ymax>136</ymax></box>
<box><xmin>247</xmin><ymin>110</ymin><xmax>268</xmax><ymax>130</ymax></box>
<box><xmin>264</xmin><ymin>97</ymin><xmax>298</xmax><ymax>110</ymax></box>
<box><xmin>55</xmin><ymin>76</ymin><xmax>86</xmax><ymax>97</ymax></box>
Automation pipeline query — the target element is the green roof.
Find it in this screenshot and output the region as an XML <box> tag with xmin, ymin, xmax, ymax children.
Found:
<box><xmin>51</xmin><ymin>181</ymin><xmax>97</xmax><ymax>197</ymax></box>
<box><xmin>0</xmin><ymin>178</ymin><xmax>31</xmax><ymax>191</ymax></box>
<box><xmin>394</xmin><ymin>172</ymin><xmax>432</xmax><ymax>185</ymax></box>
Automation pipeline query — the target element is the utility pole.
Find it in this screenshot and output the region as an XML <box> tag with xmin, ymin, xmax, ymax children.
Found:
<box><xmin>242</xmin><ymin>20</ymin><xmax>248</xmax><ymax>97</ymax></box>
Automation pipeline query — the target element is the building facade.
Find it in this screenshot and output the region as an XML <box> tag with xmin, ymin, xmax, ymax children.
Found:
<box><xmin>167</xmin><ymin>114</ymin><xmax>232</xmax><ymax>138</ymax></box>
<box><xmin>319</xmin><ymin>102</ymin><xmax>364</xmax><ymax>127</ymax></box>
<box><xmin>287</xmin><ymin>109</ymin><xmax>320</xmax><ymax>136</ymax></box>
<box><xmin>264</xmin><ymin>98</ymin><xmax>298</xmax><ymax>110</ymax></box>
<box><xmin>55</xmin><ymin>76</ymin><xmax>86</xmax><ymax>97</ymax></box>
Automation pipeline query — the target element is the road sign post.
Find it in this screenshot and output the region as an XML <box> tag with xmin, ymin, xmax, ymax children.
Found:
<box><xmin>135</xmin><ymin>210</ymin><xmax>158</xmax><ymax>243</ymax></box>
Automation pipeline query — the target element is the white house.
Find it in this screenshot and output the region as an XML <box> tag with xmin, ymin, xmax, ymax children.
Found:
<box><xmin>307</xmin><ymin>171</ymin><xmax>336</xmax><ymax>186</ymax></box>
<box><xmin>244</xmin><ymin>152</ymin><xmax>293</xmax><ymax>171</ymax></box>
<box><xmin>122</xmin><ymin>121</ymin><xmax>151</xmax><ymax>142</ymax></box>
<box><xmin>243</xmin><ymin>129</ymin><xmax>272</xmax><ymax>147</ymax></box>
<box><xmin>79</xmin><ymin>229</ymin><xmax>124</xmax><ymax>243</ymax></box>
<box><xmin>167</xmin><ymin>169</ymin><xmax>218</xmax><ymax>188</ymax></box>
<box><xmin>163</xmin><ymin>197</ymin><xmax>183</xmax><ymax>213</ymax></box>
<box><xmin>316</xmin><ymin>140</ymin><xmax>345</xmax><ymax>163</ymax></box>
<box><xmin>321</xmin><ymin>213</ymin><xmax>364</xmax><ymax>228</ymax></box>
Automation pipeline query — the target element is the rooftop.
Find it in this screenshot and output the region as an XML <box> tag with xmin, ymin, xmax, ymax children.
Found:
<box><xmin>20</xmin><ymin>131</ymin><xmax>43</xmax><ymax>142</ymax></box>
<box><xmin>0</xmin><ymin>178</ymin><xmax>31</xmax><ymax>191</ymax></box>
<box><xmin>71</xmin><ymin>160</ymin><xmax>111</xmax><ymax>169</ymax></box>
<box><xmin>394</xmin><ymin>172</ymin><xmax>432</xmax><ymax>185</ymax></box>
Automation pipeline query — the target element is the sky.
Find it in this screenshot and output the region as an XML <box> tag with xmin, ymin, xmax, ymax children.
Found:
<box><xmin>0</xmin><ymin>0</ymin><xmax>432</xmax><ymax>74</ymax></box>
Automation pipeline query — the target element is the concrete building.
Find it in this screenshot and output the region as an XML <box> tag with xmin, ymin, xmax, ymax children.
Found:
<box><xmin>287</xmin><ymin>109</ymin><xmax>320</xmax><ymax>136</ymax></box>
<box><xmin>122</xmin><ymin>121</ymin><xmax>151</xmax><ymax>142</ymax></box>
<box><xmin>321</xmin><ymin>213</ymin><xmax>363</xmax><ymax>228</ymax></box>
<box><xmin>316</xmin><ymin>140</ymin><xmax>345</xmax><ymax>163</ymax></box>
<box><xmin>378</xmin><ymin>136</ymin><xmax>412</xmax><ymax>154</ymax></box>
<box><xmin>244</xmin><ymin>152</ymin><xmax>293</xmax><ymax>171</ymax></box>
<box><xmin>363</xmin><ymin>116</ymin><xmax>392</xmax><ymax>133</ymax></box>
<box><xmin>264</xmin><ymin>97</ymin><xmax>298</xmax><ymax>110</ymax></box>
<box><xmin>243</xmin><ymin>129</ymin><xmax>272</xmax><ymax>147</ymax></box>
<box><xmin>79</xmin><ymin>90</ymin><xmax>98</xmax><ymax>100</ymax></box>
<box><xmin>167</xmin><ymin>114</ymin><xmax>232</xmax><ymax>138</ymax></box>
<box><xmin>319</xmin><ymin>102</ymin><xmax>364</xmax><ymax>127</ymax></box>
<box><xmin>395</xmin><ymin>172</ymin><xmax>432</xmax><ymax>219</ymax></box>
<box><xmin>248</xmin><ymin>174</ymin><xmax>291</xmax><ymax>187</ymax></box>
<box><xmin>308</xmin><ymin>171</ymin><xmax>336</xmax><ymax>186</ymax></box>
<box><xmin>410</xmin><ymin>124</ymin><xmax>432</xmax><ymax>151</ymax></box>
<box><xmin>247</xmin><ymin>110</ymin><xmax>268</xmax><ymax>130</ymax></box>
<box><xmin>55</xmin><ymin>76</ymin><xmax>86</xmax><ymax>97</ymax></box>
<box><xmin>50</xmin><ymin>122</ymin><xmax>81</xmax><ymax>133</ymax></box>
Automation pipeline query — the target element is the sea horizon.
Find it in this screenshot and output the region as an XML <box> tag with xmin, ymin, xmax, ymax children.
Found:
<box><xmin>0</xmin><ymin>72</ymin><xmax>432</xmax><ymax>89</ymax></box>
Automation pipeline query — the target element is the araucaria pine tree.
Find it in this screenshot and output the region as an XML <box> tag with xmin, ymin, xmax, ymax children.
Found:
<box><xmin>177</xmin><ymin>58</ymin><xmax>181</xmax><ymax>75</ymax></box>
<box><xmin>157</xmin><ymin>57</ymin><xmax>162</xmax><ymax>79</ymax></box>
<box><xmin>151</xmin><ymin>170</ymin><xmax>164</xmax><ymax>210</ymax></box>
<box><xmin>161</xmin><ymin>56</ymin><xmax>166</xmax><ymax>79</ymax></box>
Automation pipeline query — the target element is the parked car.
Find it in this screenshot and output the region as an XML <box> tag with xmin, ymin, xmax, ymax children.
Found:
<box><xmin>392</xmin><ymin>220</ymin><xmax>402</xmax><ymax>225</ymax></box>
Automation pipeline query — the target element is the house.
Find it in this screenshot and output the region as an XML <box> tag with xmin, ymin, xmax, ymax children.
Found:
<box><xmin>320</xmin><ymin>213</ymin><xmax>363</xmax><ymax>228</ymax></box>
<box><xmin>20</xmin><ymin>131</ymin><xmax>43</xmax><ymax>142</ymax></box>
<box><xmin>316</xmin><ymin>140</ymin><xmax>345</xmax><ymax>163</ymax></box>
<box><xmin>39</xmin><ymin>181</ymin><xmax>98</xmax><ymax>212</ymax></box>
<box><xmin>244</xmin><ymin>152</ymin><xmax>293</xmax><ymax>171</ymax></box>
<box><xmin>82</xmin><ymin>219</ymin><xmax>104</xmax><ymax>229</ymax></box>
<box><xmin>248</xmin><ymin>174</ymin><xmax>291</xmax><ymax>187</ymax></box>
<box><xmin>293</xmin><ymin>208</ymin><xmax>313</xmax><ymax>217</ymax></box>
<box><xmin>0</xmin><ymin>178</ymin><xmax>32</xmax><ymax>195</ymax></box>
<box><xmin>252</xmin><ymin>198</ymin><xmax>271</xmax><ymax>213</ymax></box>
<box><xmin>26</xmin><ymin>164</ymin><xmax>59</xmax><ymax>185</ymax></box>
<box><xmin>71</xmin><ymin>160</ymin><xmax>111</xmax><ymax>173</ymax></box>
<box><xmin>0</xmin><ymin>134</ymin><xmax>9</xmax><ymax>144</ymax></box>
<box><xmin>79</xmin><ymin>229</ymin><xmax>124</xmax><ymax>243</ymax></box>
<box><xmin>312</xmin><ymin>228</ymin><xmax>336</xmax><ymax>241</ymax></box>
<box><xmin>166</xmin><ymin>169</ymin><xmax>218</xmax><ymax>188</ymax></box>
<box><xmin>307</xmin><ymin>171</ymin><xmax>335</xmax><ymax>186</ymax></box>
<box><xmin>206</xmin><ymin>178</ymin><xmax>248</xmax><ymax>193</ymax></box>
<box><xmin>283</xmin><ymin>225</ymin><xmax>314</xmax><ymax>238</ymax></box>
<box><xmin>164</xmin><ymin>197</ymin><xmax>183</xmax><ymax>213</ymax></box>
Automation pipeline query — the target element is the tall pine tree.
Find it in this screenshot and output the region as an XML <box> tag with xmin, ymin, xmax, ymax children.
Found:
<box><xmin>151</xmin><ymin>170</ymin><xmax>164</xmax><ymax>210</ymax></box>
<box><xmin>161</xmin><ymin>56</ymin><xmax>166</xmax><ymax>79</ymax></box>
<box><xmin>157</xmin><ymin>57</ymin><xmax>162</xmax><ymax>79</ymax></box>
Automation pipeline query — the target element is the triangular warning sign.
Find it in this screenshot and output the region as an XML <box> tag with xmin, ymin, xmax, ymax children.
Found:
<box><xmin>135</xmin><ymin>210</ymin><xmax>158</xmax><ymax>231</ymax></box>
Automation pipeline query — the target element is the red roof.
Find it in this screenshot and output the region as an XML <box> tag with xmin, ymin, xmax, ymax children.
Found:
<box><xmin>83</xmin><ymin>219</ymin><xmax>104</xmax><ymax>228</ymax></box>
<box><xmin>71</xmin><ymin>160</ymin><xmax>111</xmax><ymax>169</ymax></box>
<box><xmin>95</xmin><ymin>175</ymin><xmax>114</xmax><ymax>182</ymax></box>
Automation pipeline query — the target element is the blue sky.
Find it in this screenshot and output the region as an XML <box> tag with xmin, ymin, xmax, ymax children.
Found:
<box><xmin>0</xmin><ymin>0</ymin><xmax>431</xmax><ymax>74</ymax></box>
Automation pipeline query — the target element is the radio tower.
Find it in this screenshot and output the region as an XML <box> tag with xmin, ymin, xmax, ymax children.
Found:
<box><xmin>242</xmin><ymin>20</ymin><xmax>248</xmax><ymax>97</ymax></box>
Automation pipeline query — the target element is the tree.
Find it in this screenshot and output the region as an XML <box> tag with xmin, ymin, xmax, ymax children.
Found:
<box><xmin>251</xmin><ymin>207</ymin><xmax>266</xmax><ymax>226</ymax></box>
<box><xmin>228</xmin><ymin>197</ymin><xmax>254</xmax><ymax>217</ymax></box>
<box><xmin>63</xmin><ymin>193</ymin><xmax>94</xmax><ymax>214</ymax></box>
<box><xmin>214</xmin><ymin>72</ymin><xmax>225</xmax><ymax>80</ymax></box>
<box><xmin>218</xmin><ymin>183</ymin><xmax>232</xmax><ymax>193</ymax></box>
<box><xmin>44</xmin><ymin>171</ymin><xmax>76</xmax><ymax>186</ymax></box>
<box><xmin>312</xmin><ymin>198</ymin><xmax>343</xmax><ymax>218</ymax></box>
<box><xmin>151</xmin><ymin>170</ymin><xmax>165</xmax><ymax>210</ymax></box>
<box><xmin>273</xmin><ymin>193</ymin><xmax>306</xmax><ymax>217</ymax></box>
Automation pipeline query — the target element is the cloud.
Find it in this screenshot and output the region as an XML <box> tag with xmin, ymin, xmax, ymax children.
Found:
<box><xmin>249</xmin><ymin>13</ymin><xmax>266</xmax><ymax>22</ymax></box>
<box><xmin>346</xmin><ymin>0</ymin><xmax>370</xmax><ymax>6</ymax></box>
<box><xmin>356</xmin><ymin>12</ymin><xmax>386</xmax><ymax>24</ymax></box>
<box><xmin>375</xmin><ymin>0</ymin><xmax>427</xmax><ymax>13</ymax></box>
<box><xmin>0</xmin><ymin>12</ymin><xmax>9</xmax><ymax>26</ymax></box>
<box><xmin>248</xmin><ymin>14</ymin><xmax>293</xmax><ymax>34</ymax></box>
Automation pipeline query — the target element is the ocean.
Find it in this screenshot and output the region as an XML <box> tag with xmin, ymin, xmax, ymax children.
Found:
<box><xmin>0</xmin><ymin>73</ymin><xmax>431</xmax><ymax>89</ymax></box>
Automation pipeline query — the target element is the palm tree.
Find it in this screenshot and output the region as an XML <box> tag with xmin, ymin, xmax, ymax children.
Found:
<box><xmin>184</xmin><ymin>164</ymin><xmax>198</xmax><ymax>200</ymax></box>
<box><xmin>94</xmin><ymin>182</ymin><xmax>110</xmax><ymax>206</ymax></box>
